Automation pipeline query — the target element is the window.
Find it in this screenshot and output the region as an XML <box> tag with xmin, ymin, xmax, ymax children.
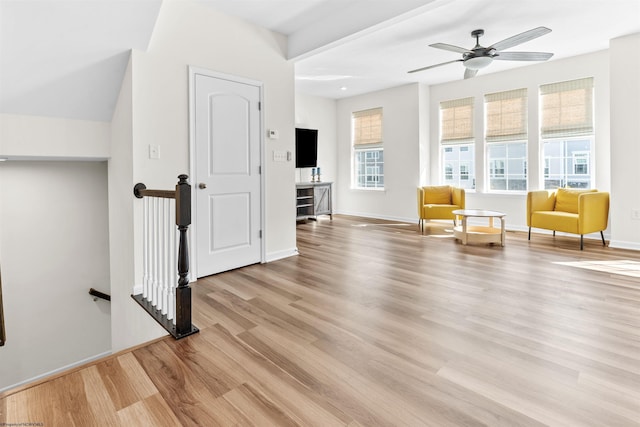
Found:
<box><xmin>485</xmin><ymin>88</ymin><xmax>528</xmax><ymax>191</ymax></box>
<box><xmin>540</xmin><ymin>77</ymin><xmax>594</xmax><ymax>189</ymax></box>
<box><xmin>440</xmin><ymin>97</ymin><xmax>475</xmax><ymax>189</ymax></box>
<box><xmin>352</xmin><ymin>108</ymin><xmax>384</xmax><ymax>189</ymax></box>
<box><xmin>543</xmin><ymin>139</ymin><xmax>592</xmax><ymax>188</ymax></box>
<box><xmin>487</xmin><ymin>143</ymin><xmax>527</xmax><ymax>190</ymax></box>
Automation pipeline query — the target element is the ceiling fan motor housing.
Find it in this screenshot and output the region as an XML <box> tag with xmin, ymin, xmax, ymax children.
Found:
<box><xmin>463</xmin><ymin>47</ymin><xmax>496</xmax><ymax>69</ymax></box>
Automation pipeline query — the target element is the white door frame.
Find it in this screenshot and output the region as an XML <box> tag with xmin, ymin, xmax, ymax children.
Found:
<box><xmin>188</xmin><ymin>66</ymin><xmax>266</xmax><ymax>280</ymax></box>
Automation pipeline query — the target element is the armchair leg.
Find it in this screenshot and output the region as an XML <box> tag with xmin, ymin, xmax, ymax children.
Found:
<box><xmin>600</xmin><ymin>231</ymin><xmax>606</xmax><ymax>246</ymax></box>
<box><xmin>553</xmin><ymin>230</ymin><xmax>556</xmax><ymax>237</ymax></box>
<box><xmin>580</xmin><ymin>235</ymin><xmax>584</xmax><ymax>250</ymax></box>
<box><xmin>528</xmin><ymin>227</ymin><xmax>531</xmax><ymax>240</ymax></box>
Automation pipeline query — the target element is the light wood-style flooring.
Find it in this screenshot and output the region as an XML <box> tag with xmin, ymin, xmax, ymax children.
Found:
<box><xmin>2</xmin><ymin>215</ymin><xmax>640</xmax><ymax>426</ymax></box>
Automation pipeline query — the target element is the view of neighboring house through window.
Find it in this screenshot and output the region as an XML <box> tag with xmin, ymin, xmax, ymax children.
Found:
<box><xmin>485</xmin><ymin>88</ymin><xmax>528</xmax><ymax>191</ymax></box>
<box><xmin>440</xmin><ymin>97</ymin><xmax>475</xmax><ymax>189</ymax></box>
<box><xmin>540</xmin><ymin>77</ymin><xmax>594</xmax><ymax>189</ymax></box>
<box><xmin>352</xmin><ymin>107</ymin><xmax>384</xmax><ymax>189</ymax></box>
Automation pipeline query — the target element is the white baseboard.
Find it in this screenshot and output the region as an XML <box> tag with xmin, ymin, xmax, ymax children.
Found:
<box><xmin>132</xmin><ymin>283</ymin><xmax>143</xmax><ymax>295</ymax></box>
<box><xmin>334</xmin><ymin>210</ymin><xmax>415</xmax><ymax>224</ymax></box>
<box><xmin>608</xmin><ymin>240</ymin><xmax>640</xmax><ymax>251</ymax></box>
<box><xmin>0</xmin><ymin>350</ymin><xmax>112</xmax><ymax>394</ymax></box>
<box><xmin>265</xmin><ymin>247</ymin><xmax>299</xmax><ymax>263</ymax></box>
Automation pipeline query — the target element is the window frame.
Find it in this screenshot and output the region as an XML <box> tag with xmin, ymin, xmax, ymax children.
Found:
<box><xmin>539</xmin><ymin>77</ymin><xmax>594</xmax><ymax>189</ymax></box>
<box><xmin>484</xmin><ymin>88</ymin><xmax>528</xmax><ymax>193</ymax></box>
<box><xmin>439</xmin><ymin>97</ymin><xmax>476</xmax><ymax>190</ymax></box>
<box><xmin>352</xmin><ymin>108</ymin><xmax>384</xmax><ymax>190</ymax></box>
<box><xmin>541</xmin><ymin>136</ymin><xmax>594</xmax><ymax>189</ymax></box>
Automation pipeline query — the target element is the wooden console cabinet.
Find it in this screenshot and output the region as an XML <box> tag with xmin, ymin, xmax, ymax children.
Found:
<box><xmin>296</xmin><ymin>182</ymin><xmax>332</xmax><ymax>221</ymax></box>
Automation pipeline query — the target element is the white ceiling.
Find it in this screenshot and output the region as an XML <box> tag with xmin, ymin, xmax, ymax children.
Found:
<box><xmin>1</xmin><ymin>0</ymin><xmax>639</xmax><ymax>121</ymax></box>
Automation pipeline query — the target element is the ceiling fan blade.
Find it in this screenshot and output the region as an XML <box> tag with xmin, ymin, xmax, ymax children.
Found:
<box><xmin>490</xmin><ymin>26</ymin><xmax>551</xmax><ymax>51</ymax></box>
<box><xmin>494</xmin><ymin>51</ymin><xmax>554</xmax><ymax>61</ymax></box>
<box><xmin>464</xmin><ymin>68</ymin><xmax>478</xmax><ymax>79</ymax></box>
<box><xmin>429</xmin><ymin>43</ymin><xmax>472</xmax><ymax>54</ymax></box>
<box><xmin>408</xmin><ymin>59</ymin><xmax>463</xmax><ymax>74</ymax></box>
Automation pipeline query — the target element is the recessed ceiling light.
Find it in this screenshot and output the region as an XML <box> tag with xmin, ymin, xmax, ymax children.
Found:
<box><xmin>340</xmin><ymin>86</ymin><xmax>348</xmax><ymax>91</ymax></box>
<box><xmin>0</xmin><ymin>158</ymin><xmax>8</xmax><ymax>162</ymax></box>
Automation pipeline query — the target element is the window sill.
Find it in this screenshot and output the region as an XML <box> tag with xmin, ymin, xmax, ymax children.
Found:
<box><xmin>350</xmin><ymin>187</ymin><xmax>386</xmax><ymax>193</ymax></box>
<box><xmin>476</xmin><ymin>191</ymin><xmax>528</xmax><ymax>197</ymax></box>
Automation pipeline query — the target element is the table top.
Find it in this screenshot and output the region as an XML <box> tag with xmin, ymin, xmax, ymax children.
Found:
<box><xmin>452</xmin><ymin>209</ymin><xmax>506</xmax><ymax>218</ymax></box>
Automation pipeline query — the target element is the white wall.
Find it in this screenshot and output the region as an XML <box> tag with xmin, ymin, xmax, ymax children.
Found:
<box><xmin>0</xmin><ymin>114</ymin><xmax>109</xmax><ymax>159</ymax></box>
<box><xmin>336</xmin><ymin>84</ymin><xmax>421</xmax><ymax>221</ymax></box>
<box><xmin>609</xmin><ymin>33</ymin><xmax>640</xmax><ymax>250</ymax></box>
<box><xmin>427</xmin><ymin>50</ymin><xmax>611</xmax><ymax>233</ymax></box>
<box><xmin>0</xmin><ymin>161</ymin><xmax>111</xmax><ymax>391</ymax></box>
<box><xmin>110</xmin><ymin>0</ymin><xmax>297</xmax><ymax>350</ymax></box>
<box><xmin>133</xmin><ymin>0</ymin><xmax>295</xmax><ymax>257</ymax></box>
<box><xmin>295</xmin><ymin>93</ymin><xmax>337</xmax><ymax>196</ymax></box>
<box><xmin>109</xmin><ymin>56</ymin><xmax>166</xmax><ymax>352</ymax></box>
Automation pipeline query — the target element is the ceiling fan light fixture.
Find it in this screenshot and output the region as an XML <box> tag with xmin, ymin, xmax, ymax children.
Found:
<box><xmin>464</xmin><ymin>56</ymin><xmax>493</xmax><ymax>70</ymax></box>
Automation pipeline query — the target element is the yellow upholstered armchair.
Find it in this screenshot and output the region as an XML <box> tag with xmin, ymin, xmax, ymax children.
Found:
<box><xmin>417</xmin><ymin>185</ymin><xmax>465</xmax><ymax>232</ymax></box>
<box><xmin>527</xmin><ymin>188</ymin><xmax>609</xmax><ymax>250</ymax></box>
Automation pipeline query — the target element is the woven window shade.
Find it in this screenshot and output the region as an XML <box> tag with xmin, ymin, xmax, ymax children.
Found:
<box><xmin>353</xmin><ymin>108</ymin><xmax>383</xmax><ymax>146</ymax></box>
<box><xmin>541</xmin><ymin>77</ymin><xmax>593</xmax><ymax>138</ymax></box>
<box><xmin>440</xmin><ymin>97</ymin><xmax>474</xmax><ymax>144</ymax></box>
<box><xmin>485</xmin><ymin>88</ymin><xmax>528</xmax><ymax>142</ymax></box>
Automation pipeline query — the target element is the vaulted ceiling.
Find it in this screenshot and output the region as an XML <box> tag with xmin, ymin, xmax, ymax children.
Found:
<box><xmin>1</xmin><ymin>0</ymin><xmax>639</xmax><ymax>122</ymax></box>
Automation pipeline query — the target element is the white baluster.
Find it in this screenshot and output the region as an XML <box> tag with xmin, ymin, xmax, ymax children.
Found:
<box><xmin>143</xmin><ymin>197</ymin><xmax>149</xmax><ymax>299</ymax></box>
<box><xmin>149</xmin><ymin>197</ymin><xmax>155</xmax><ymax>303</ymax></box>
<box><xmin>161</xmin><ymin>198</ymin><xmax>170</xmax><ymax>316</ymax></box>
<box><xmin>157</xmin><ymin>198</ymin><xmax>164</xmax><ymax>313</ymax></box>
<box><xmin>152</xmin><ymin>197</ymin><xmax>159</xmax><ymax>307</ymax></box>
<box><xmin>169</xmin><ymin>202</ymin><xmax>177</xmax><ymax>323</ymax></box>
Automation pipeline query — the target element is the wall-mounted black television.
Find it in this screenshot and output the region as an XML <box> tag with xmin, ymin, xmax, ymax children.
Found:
<box><xmin>295</xmin><ymin>128</ymin><xmax>318</xmax><ymax>168</ymax></box>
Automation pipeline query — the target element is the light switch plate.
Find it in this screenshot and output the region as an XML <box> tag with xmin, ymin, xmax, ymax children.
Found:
<box><xmin>149</xmin><ymin>144</ymin><xmax>160</xmax><ymax>159</ymax></box>
<box><xmin>273</xmin><ymin>150</ymin><xmax>287</xmax><ymax>162</ymax></box>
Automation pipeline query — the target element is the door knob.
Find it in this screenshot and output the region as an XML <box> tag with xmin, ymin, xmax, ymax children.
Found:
<box><xmin>198</xmin><ymin>183</ymin><xmax>207</xmax><ymax>189</ymax></box>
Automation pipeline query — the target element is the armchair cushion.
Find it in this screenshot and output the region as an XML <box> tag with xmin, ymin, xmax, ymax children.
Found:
<box><xmin>555</xmin><ymin>188</ymin><xmax>596</xmax><ymax>214</ymax></box>
<box><xmin>531</xmin><ymin>210</ymin><xmax>579</xmax><ymax>234</ymax></box>
<box><xmin>424</xmin><ymin>185</ymin><xmax>453</xmax><ymax>204</ymax></box>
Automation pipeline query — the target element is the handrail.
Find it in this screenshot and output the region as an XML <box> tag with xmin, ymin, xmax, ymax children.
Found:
<box><xmin>89</xmin><ymin>288</ymin><xmax>111</xmax><ymax>302</ymax></box>
<box><xmin>132</xmin><ymin>174</ymin><xmax>198</xmax><ymax>339</ymax></box>
<box><xmin>1</xmin><ymin>266</ymin><xmax>5</xmax><ymax>346</ymax></box>
<box><xmin>133</xmin><ymin>184</ymin><xmax>176</xmax><ymax>199</ymax></box>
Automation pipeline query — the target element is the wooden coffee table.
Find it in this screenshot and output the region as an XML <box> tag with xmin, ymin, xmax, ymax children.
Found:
<box><xmin>452</xmin><ymin>209</ymin><xmax>506</xmax><ymax>246</ymax></box>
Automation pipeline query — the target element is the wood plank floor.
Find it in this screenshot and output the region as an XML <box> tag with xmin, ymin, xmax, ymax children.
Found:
<box><xmin>2</xmin><ymin>215</ymin><xmax>640</xmax><ymax>426</ymax></box>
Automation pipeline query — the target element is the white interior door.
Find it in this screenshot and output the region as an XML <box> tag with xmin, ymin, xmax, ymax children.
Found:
<box><xmin>194</xmin><ymin>72</ymin><xmax>262</xmax><ymax>277</ymax></box>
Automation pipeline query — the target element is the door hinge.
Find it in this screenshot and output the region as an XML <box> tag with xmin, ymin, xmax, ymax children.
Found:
<box><xmin>259</xmin><ymin>230</ymin><xmax>262</xmax><ymax>238</ymax></box>
<box><xmin>258</xmin><ymin>101</ymin><xmax>261</xmax><ymax>111</ymax></box>
<box><xmin>258</xmin><ymin>165</ymin><xmax>261</xmax><ymax>174</ymax></box>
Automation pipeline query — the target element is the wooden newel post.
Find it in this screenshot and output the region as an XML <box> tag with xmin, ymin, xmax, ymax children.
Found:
<box><xmin>175</xmin><ymin>174</ymin><xmax>192</xmax><ymax>336</ymax></box>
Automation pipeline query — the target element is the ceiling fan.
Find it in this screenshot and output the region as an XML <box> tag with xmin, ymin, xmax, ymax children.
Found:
<box><xmin>409</xmin><ymin>27</ymin><xmax>553</xmax><ymax>79</ymax></box>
